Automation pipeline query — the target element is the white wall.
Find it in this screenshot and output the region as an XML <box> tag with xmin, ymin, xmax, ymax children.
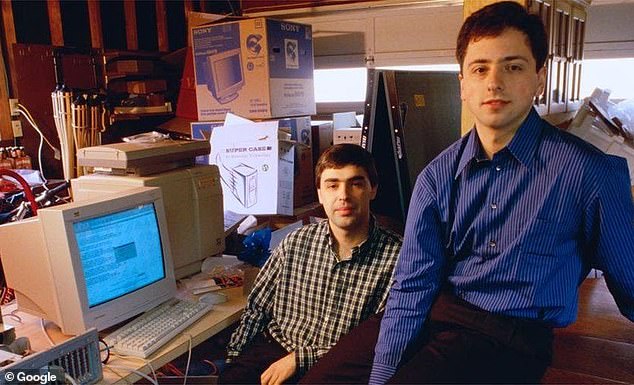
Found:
<box><xmin>249</xmin><ymin>2</ymin><xmax>463</xmax><ymax>69</ymax></box>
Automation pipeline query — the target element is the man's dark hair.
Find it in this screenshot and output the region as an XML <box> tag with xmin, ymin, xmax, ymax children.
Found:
<box><xmin>456</xmin><ymin>1</ymin><xmax>548</xmax><ymax>73</ymax></box>
<box><xmin>315</xmin><ymin>144</ymin><xmax>378</xmax><ymax>189</ymax></box>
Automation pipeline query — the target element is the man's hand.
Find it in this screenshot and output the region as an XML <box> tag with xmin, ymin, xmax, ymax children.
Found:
<box><xmin>260</xmin><ymin>352</ymin><xmax>296</xmax><ymax>385</ymax></box>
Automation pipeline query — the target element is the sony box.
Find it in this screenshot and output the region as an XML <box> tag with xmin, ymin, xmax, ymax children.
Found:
<box><xmin>210</xmin><ymin>121</ymin><xmax>295</xmax><ymax>215</ymax></box>
<box><xmin>192</xmin><ymin>18</ymin><xmax>315</xmax><ymax>121</ymax></box>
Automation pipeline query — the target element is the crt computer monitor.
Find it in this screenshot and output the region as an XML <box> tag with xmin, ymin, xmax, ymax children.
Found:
<box><xmin>0</xmin><ymin>187</ymin><xmax>176</xmax><ymax>336</ymax></box>
<box><xmin>207</xmin><ymin>48</ymin><xmax>244</xmax><ymax>104</ymax></box>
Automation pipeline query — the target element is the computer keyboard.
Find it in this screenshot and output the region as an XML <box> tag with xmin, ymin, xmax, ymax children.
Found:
<box><xmin>103</xmin><ymin>299</ymin><xmax>213</xmax><ymax>358</ymax></box>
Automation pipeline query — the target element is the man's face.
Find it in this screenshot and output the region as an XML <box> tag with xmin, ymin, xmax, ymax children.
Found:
<box><xmin>317</xmin><ymin>165</ymin><xmax>377</xmax><ymax>234</ymax></box>
<box><xmin>459</xmin><ymin>28</ymin><xmax>546</xmax><ymax>134</ymax></box>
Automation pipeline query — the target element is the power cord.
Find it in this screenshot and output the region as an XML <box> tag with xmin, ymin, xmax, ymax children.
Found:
<box><xmin>16</xmin><ymin>104</ymin><xmax>61</xmax><ymax>185</ymax></box>
<box><xmin>105</xmin><ymin>364</ymin><xmax>159</xmax><ymax>385</ymax></box>
<box><xmin>39</xmin><ymin>318</ymin><xmax>55</xmax><ymax>346</ymax></box>
<box><xmin>98</xmin><ymin>338</ymin><xmax>110</xmax><ymax>364</ymax></box>
<box><xmin>64</xmin><ymin>373</ymin><xmax>79</xmax><ymax>385</ymax></box>
<box><xmin>182</xmin><ymin>333</ymin><xmax>194</xmax><ymax>385</ymax></box>
<box><xmin>108</xmin><ymin>353</ymin><xmax>158</xmax><ymax>384</ymax></box>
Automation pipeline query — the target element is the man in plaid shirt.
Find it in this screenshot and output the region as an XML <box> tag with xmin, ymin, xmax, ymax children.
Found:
<box><xmin>219</xmin><ymin>144</ymin><xmax>402</xmax><ymax>385</ymax></box>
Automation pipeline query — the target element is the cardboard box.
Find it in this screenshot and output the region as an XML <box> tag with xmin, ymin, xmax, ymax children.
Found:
<box><xmin>192</xmin><ymin>121</ymin><xmax>224</xmax><ymax>164</ymax></box>
<box><xmin>333</xmin><ymin>111</ymin><xmax>362</xmax><ymax>145</ymax></box>
<box><xmin>294</xmin><ymin>144</ymin><xmax>315</xmax><ymax>207</ymax></box>
<box><xmin>210</xmin><ymin>120</ymin><xmax>295</xmax><ymax>215</ymax></box>
<box><xmin>279</xmin><ymin>116</ymin><xmax>312</xmax><ymax>146</ymax></box>
<box><xmin>311</xmin><ymin>120</ymin><xmax>333</xmax><ymax>166</ymax></box>
<box><xmin>191</xmin><ymin>121</ymin><xmax>224</xmax><ymax>141</ymax></box>
<box><xmin>333</xmin><ymin>128</ymin><xmax>362</xmax><ymax>145</ymax></box>
<box><xmin>191</xmin><ymin>18</ymin><xmax>315</xmax><ymax>121</ymax></box>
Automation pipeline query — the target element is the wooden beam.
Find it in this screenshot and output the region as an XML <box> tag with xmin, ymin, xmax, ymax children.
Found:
<box><xmin>0</xmin><ymin>0</ymin><xmax>17</xmax><ymax>141</ymax></box>
<box><xmin>156</xmin><ymin>0</ymin><xmax>169</xmax><ymax>52</ymax></box>
<box><xmin>87</xmin><ymin>0</ymin><xmax>104</xmax><ymax>49</ymax></box>
<box><xmin>124</xmin><ymin>0</ymin><xmax>138</xmax><ymax>50</ymax></box>
<box><xmin>0</xmin><ymin>40</ymin><xmax>12</xmax><ymax>142</ymax></box>
<box><xmin>185</xmin><ymin>0</ymin><xmax>194</xmax><ymax>46</ymax></box>
<box><xmin>47</xmin><ymin>0</ymin><xmax>64</xmax><ymax>46</ymax></box>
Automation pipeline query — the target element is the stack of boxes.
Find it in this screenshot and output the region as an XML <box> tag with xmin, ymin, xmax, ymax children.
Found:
<box><xmin>189</xmin><ymin>17</ymin><xmax>316</xmax><ymax>215</ymax></box>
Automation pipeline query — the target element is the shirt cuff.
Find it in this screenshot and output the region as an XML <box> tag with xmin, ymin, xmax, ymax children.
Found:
<box><xmin>294</xmin><ymin>346</ymin><xmax>316</xmax><ymax>374</ymax></box>
<box><xmin>369</xmin><ymin>362</ymin><xmax>397</xmax><ymax>385</ymax></box>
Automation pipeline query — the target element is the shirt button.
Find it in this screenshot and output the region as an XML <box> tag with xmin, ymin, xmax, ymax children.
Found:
<box><xmin>490</xmin><ymin>203</ymin><xmax>498</xmax><ymax>209</ymax></box>
<box><xmin>495</xmin><ymin>165</ymin><xmax>502</xmax><ymax>171</ymax></box>
<box><xmin>489</xmin><ymin>240</ymin><xmax>497</xmax><ymax>248</ymax></box>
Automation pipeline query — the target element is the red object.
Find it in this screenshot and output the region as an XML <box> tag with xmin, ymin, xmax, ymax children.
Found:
<box><xmin>176</xmin><ymin>49</ymin><xmax>199</xmax><ymax>120</ymax></box>
<box><xmin>0</xmin><ymin>169</ymin><xmax>37</xmax><ymax>215</ymax></box>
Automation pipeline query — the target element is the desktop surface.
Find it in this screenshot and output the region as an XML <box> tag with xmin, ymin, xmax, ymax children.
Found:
<box><xmin>2</xmin><ymin>287</ymin><xmax>246</xmax><ymax>384</ymax></box>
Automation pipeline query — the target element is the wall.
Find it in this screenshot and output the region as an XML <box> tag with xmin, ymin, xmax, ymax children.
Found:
<box><xmin>585</xmin><ymin>2</ymin><xmax>634</xmax><ymax>59</ymax></box>
<box><xmin>245</xmin><ymin>1</ymin><xmax>463</xmax><ymax>69</ymax></box>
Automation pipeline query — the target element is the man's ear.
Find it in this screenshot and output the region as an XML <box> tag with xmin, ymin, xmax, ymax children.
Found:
<box><xmin>370</xmin><ymin>184</ymin><xmax>378</xmax><ymax>200</ymax></box>
<box><xmin>317</xmin><ymin>187</ymin><xmax>323</xmax><ymax>204</ymax></box>
<box><xmin>459</xmin><ymin>73</ymin><xmax>466</xmax><ymax>101</ymax></box>
<box><xmin>536</xmin><ymin>66</ymin><xmax>546</xmax><ymax>97</ymax></box>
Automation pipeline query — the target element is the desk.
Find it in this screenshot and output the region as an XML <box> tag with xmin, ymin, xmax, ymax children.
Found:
<box><xmin>3</xmin><ymin>287</ymin><xmax>246</xmax><ymax>384</ymax></box>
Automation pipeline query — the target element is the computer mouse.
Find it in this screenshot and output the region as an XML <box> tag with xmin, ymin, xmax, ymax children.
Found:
<box><xmin>199</xmin><ymin>292</ymin><xmax>228</xmax><ymax>305</ymax></box>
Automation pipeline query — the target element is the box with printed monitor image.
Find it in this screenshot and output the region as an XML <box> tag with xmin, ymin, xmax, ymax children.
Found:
<box><xmin>191</xmin><ymin>18</ymin><xmax>315</xmax><ymax>121</ymax></box>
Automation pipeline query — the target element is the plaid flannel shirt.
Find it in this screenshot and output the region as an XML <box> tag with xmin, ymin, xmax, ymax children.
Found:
<box><xmin>227</xmin><ymin>218</ymin><xmax>402</xmax><ymax>374</ymax></box>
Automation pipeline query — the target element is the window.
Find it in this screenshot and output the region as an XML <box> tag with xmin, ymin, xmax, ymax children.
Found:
<box><xmin>580</xmin><ymin>58</ymin><xmax>634</xmax><ymax>100</ymax></box>
<box><xmin>314</xmin><ymin>64</ymin><xmax>460</xmax><ymax>119</ymax></box>
<box><xmin>314</xmin><ymin>68</ymin><xmax>367</xmax><ymax>103</ymax></box>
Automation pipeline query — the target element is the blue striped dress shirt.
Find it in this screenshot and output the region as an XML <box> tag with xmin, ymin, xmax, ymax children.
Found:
<box><xmin>370</xmin><ymin>109</ymin><xmax>634</xmax><ymax>384</ymax></box>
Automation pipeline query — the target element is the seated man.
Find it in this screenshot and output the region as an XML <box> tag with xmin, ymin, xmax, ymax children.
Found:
<box><xmin>219</xmin><ymin>143</ymin><xmax>403</xmax><ymax>385</ymax></box>
<box><xmin>302</xmin><ymin>2</ymin><xmax>634</xmax><ymax>385</ymax></box>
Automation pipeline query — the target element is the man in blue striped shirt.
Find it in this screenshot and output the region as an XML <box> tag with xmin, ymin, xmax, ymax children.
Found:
<box><xmin>366</xmin><ymin>2</ymin><xmax>634</xmax><ymax>384</ymax></box>
<box><xmin>300</xmin><ymin>2</ymin><xmax>634</xmax><ymax>384</ymax></box>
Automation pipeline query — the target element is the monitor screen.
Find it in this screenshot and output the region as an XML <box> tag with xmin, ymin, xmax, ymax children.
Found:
<box><xmin>0</xmin><ymin>187</ymin><xmax>177</xmax><ymax>335</ymax></box>
<box><xmin>214</xmin><ymin>53</ymin><xmax>243</xmax><ymax>92</ymax></box>
<box><xmin>73</xmin><ymin>202</ymin><xmax>165</xmax><ymax>308</ymax></box>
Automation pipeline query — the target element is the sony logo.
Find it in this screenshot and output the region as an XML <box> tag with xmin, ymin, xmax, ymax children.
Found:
<box><xmin>280</xmin><ymin>23</ymin><xmax>300</xmax><ymax>32</ymax></box>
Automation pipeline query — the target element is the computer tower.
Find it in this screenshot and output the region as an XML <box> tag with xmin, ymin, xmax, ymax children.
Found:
<box><xmin>362</xmin><ymin>70</ymin><xmax>461</xmax><ymax>222</ymax></box>
<box><xmin>227</xmin><ymin>163</ymin><xmax>258</xmax><ymax>208</ymax></box>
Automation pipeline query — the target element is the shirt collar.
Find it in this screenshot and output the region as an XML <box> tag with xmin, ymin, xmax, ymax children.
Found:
<box><xmin>505</xmin><ymin>108</ymin><xmax>542</xmax><ymax>168</ymax></box>
<box><xmin>325</xmin><ymin>216</ymin><xmax>379</xmax><ymax>262</ymax></box>
<box><xmin>456</xmin><ymin>128</ymin><xmax>481</xmax><ymax>179</ymax></box>
<box><xmin>455</xmin><ymin>108</ymin><xmax>542</xmax><ymax>179</ymax></box>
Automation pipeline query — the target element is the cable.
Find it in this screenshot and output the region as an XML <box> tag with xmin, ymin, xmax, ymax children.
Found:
<box><xmin>37</xmin><ymin>124</ymin><xmax>49</xmax><ymax>185</ymax></box>
<box><xmin>40</xmin><ymin>318</ymin><xmax>55</xmax><ymax>346</ymax></box>
<box><xmin>3</xmin><ymin>309</ymin><xmax>22</xmax><ymax>323</ymax></box>
<box><xmin>183</xmin><ymin>333</ymin><xmax>193</xmax><ymax>385</ymax></box>
<box><xmin>106</xmin><ymin>364</ymin><xmax>159</xmax><ymax>385</ymax></box>
<box><xmin>98</xmin><ymin>339</ymin><xmax>111</xmax><ymax>364</ymax></box>
<box><xmin>16</xmin><ymin>105</ymin><xmax>60</xmax><ymax>183</ymax></box>
<box><xmin>16</xmin><ymin>105</ymin><xmax>58</xmax><ymax>152</ymax></box>
<box><xmin>110</xmin><ymin>353</ymin><xmax>158</xmax><ymax>384</ymax></box>
<box><xmin>64</xmin><ymin>373</ymin><xmax>80</xmax><ymax>385</ymax></box>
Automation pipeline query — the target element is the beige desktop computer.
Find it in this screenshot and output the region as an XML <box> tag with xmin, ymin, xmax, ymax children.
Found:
<box><xmin>71</xmin><ymin>165</ymin><xmax>224</xmax><ymax>279</ymax></box>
